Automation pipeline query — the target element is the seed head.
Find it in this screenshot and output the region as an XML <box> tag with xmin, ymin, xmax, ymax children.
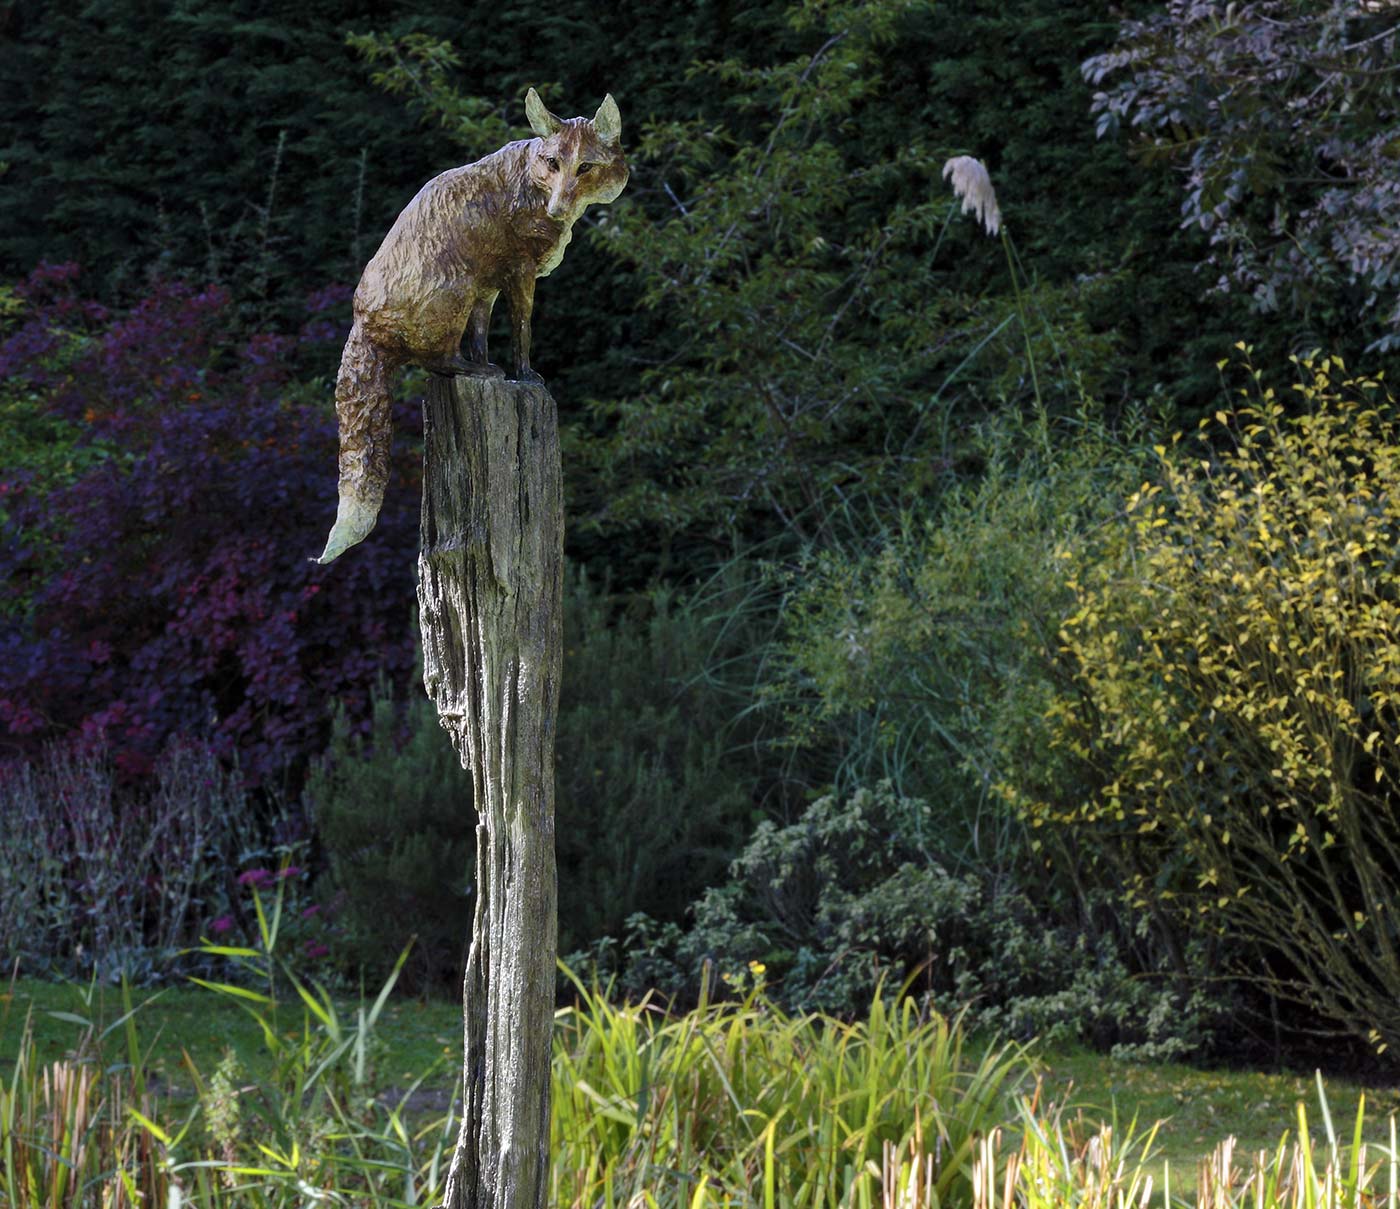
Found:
<box><xmin>942</xmin><ymin>156</ymin><xmax>1002</xmax><ymax>237</ymax></box>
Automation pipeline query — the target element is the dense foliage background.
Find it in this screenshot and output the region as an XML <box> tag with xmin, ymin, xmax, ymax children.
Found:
<box><xmin>2</xmin><ymin>0</ymin><xmax>1397</xmax><ymax>1070</ymax></box>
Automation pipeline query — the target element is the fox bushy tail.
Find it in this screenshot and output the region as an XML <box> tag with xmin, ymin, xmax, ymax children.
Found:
<box><xmin>317</xmin><ymin>322</ymin><xmax>397</xmax><ymax>565</ymax></box>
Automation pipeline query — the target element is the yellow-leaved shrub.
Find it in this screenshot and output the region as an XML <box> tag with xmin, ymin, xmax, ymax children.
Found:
<box><xmin>1008</xmin><ymin>352</ymin><xmax>1400</xmax><ymax>1052</ymax></box>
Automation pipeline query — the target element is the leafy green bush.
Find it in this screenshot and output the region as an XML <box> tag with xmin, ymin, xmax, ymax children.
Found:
<box><xmin>311</xmin><ymin>564</ymin><xmax>772</xmax><ymax>990</ymax></box>
<box><xmin>583</xmin><ymin>0</ymin><xmax>1127</xmax><ymax>553</ymax></box>
<box><xmin>574</xmin><ymin>412</ymin><xmax>1218</xmax><ymax>1054</ymax></box>
<box><xmin>1014</xmin><ymin>351</ymin><xmax>1400</xmax><ymax>1054</ymax></box>
<box><xmin>307</xmin><ymin>685</ymin><xmax>475</xmax><ymax>997</ymax></box>
<box><xmin>661</xmin><ymin>781</ymin><xmax>1215</xmax><ymax>1057</ymax></box>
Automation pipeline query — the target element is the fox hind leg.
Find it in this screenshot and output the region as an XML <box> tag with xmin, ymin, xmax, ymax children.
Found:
<box><xmin>466</xmin><ymin>293</ymin><xmax>497</xmax><ymax>366</ymax></box>
<box><xmin>423</xmin><ymin>355</ymin><xmax>504</xmax><ymax>379</ymax></box>
<box><xmin>422</xmin><ymin>293</ymin><xmax>504</xmax><ymax>379</ymax></box>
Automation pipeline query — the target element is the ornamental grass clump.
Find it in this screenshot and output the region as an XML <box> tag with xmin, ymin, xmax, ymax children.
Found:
<box><xmin>549</xmin><ymin>969</ymin><xmax>1034</xmax><ymax>1207</ymax></box>
<box><xmin>972</xmin><ymin>1092</ymin><xmax>1165</xmax><ymax>1209</ymax></box>
<box><xmin>0</xmin><ymin>1022</ymin><xmax>169</xmax><ymax>1208</ymax></box>
<box><xmin>972</xmin><ymin>1074</ymin><xmax>1397</xmax><ymax>1209</ymax></box>
<box><xmin>1008</xmin><ymin>350</ymin><xmax>1400</xmax><ymax>1053</ymax></box>
<box><xmin>942</xmin><ymin>154</ymin><xmax>1045</xmax><ymax>425</ymax></box>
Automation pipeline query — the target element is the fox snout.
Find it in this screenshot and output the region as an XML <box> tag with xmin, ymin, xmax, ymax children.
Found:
<box><xmin>537</xmin><ymin>159</ymin><xmax>627</xmax><ymax>221</ymax></box>
<box><xmin>546</xmin><ymin>187</ymin><xmax>573</xmax><ymax>221</ymax></box>
<box><xmin>542</xmin><ymin>164</ymin><xmax>626</xmax><ymax>222</ymax></box>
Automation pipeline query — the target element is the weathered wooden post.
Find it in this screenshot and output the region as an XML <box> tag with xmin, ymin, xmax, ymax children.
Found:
<box><xmin>419</xmin><ymin>376</ymin><xmax>561</xmax><ymax>1209</ymax></box>
<box><xmin>314</xmin><ymin>86</ymin><xmax>627</xmax><ymax>1209</ymax></box>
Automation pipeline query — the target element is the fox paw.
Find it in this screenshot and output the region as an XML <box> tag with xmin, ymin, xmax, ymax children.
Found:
<box><xmin>425</xmin><ymin>356</ymin><xmax>506</xmax><ymax>380</ymax></box>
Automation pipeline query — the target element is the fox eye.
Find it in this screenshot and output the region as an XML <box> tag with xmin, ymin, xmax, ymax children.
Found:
<box><xmin>545</xmin><ymin>156</ymin><xmax>560</xmax><ymax>172</ymax></box>
<box><xmin>577</xmin><ymin>163</ymin><xmax>593</xmax><ymax>176</ymax></box>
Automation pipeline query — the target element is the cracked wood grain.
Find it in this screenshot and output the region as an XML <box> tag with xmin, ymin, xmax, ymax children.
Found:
<box><xmin>418</xmin><ymin>374</ymin><xmax>562</xmax><ymax>1209</ymax></box>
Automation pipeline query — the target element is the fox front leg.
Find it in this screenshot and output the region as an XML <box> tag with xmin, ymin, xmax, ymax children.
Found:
<box><xmin>505</xmin><ymin>272</ymin><xmax>544</xmax><ymax>385</ymax></box>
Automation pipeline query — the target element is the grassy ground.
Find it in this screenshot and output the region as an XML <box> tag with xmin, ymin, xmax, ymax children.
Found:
<box><xmin>0</xmin><ymin>977</ymin><xmax>459</xmax><ymax>1096</ymax></box>
<box><xmin>1035</xmin><ymin>1047</ymin><xmax>1400</xmax><ymax>1189</ymax></box>
<box><xmin>3</xmin><ymin>975</ymin><xmax>1398</xmax><ymax>1183</ymax></box>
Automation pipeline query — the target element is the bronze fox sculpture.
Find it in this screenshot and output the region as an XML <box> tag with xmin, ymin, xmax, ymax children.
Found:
<box><xmin>317</xmin><ymin>88</ymin><xmax>628</xmax><ymax>564</ymax></box>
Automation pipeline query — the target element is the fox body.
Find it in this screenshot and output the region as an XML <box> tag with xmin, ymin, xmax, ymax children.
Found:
<box><xmin>317</xmin><ymin>88</ymin><xmax>627</xmax><ymax>564</ymax></box>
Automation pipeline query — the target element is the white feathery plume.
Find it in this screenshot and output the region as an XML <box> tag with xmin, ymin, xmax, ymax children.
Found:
<box><xmin>942</xmin><ymin>156</ymin><xmax>1002</xmax><ymax>237</ymax></box>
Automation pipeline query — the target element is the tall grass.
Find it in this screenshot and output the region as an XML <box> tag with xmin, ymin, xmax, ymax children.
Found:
<box><xmin>0</xmin><ymin>1001</ymin><xmax>449</xmax><ymax>1209</ymax></box>
<box><xmin>550</xmin><ymin>970</ymin><xmax>1033</xmax><ymax>1208</ymax></box>
<box><xmin>0</xmin><ymin>880</ymin><xmax>449</xmax><ymax>1209</ymax></box>
<box><xmin>1</xmin><ymin>960</ymin><xmax>1031</xmax><ymax>1209</ymax></box>
<box><xmin>5</xmin><ymin>959</ymin><xmax>1391</xmax><ymax>1207</ymax></box>
<box><xmin>970</xmin><ymin>1073</ymin><xmax>1397</xmax><ymax>1209</ymax></box>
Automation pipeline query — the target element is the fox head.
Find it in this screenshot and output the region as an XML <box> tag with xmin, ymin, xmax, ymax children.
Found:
<box><xmin>525</xmin><ymin>88</ymin><xmax>628</xmax><ymax>223</ymax></box>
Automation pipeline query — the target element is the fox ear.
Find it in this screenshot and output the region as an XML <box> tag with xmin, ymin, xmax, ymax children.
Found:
<box><xmin>525</xmin><ymin>87</ymin><xmax>563</xmax><ymax>139</ymax></box>
<box><xmin>593</xmin><ymin>93</ymin><xmax>621</xmax><ymax>144</ymax></box>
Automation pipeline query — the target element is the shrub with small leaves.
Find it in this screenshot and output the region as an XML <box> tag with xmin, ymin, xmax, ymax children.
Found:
<box><xmin>1013</xmin><ymin>350</ymin><xmax>1400</xmax><ymax>1054</ymax></box>
<box><xmin>592</xmin><ymin>781</ymin><xmax>1218</xmax><ymax>1055</ymax></box>
<box><xmin>312</xmin><ymin>566</ymin><xmax>770</xmax><ymax>991</ymax></box>
<box><xmin>307</xmin><ymin>683</ymin><xmax>475</xmax><ymax>996</ymax></box>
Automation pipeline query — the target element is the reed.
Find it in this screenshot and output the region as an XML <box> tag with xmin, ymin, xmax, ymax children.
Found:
<box><xmin>549</xmin><ymin>969</ymin><xmax>1034</xmax><ymax>1208</ymax></box>
<box><xmin>0</xmin><ymin>995</ymin><xmax>170</xmax><ymax>1209</ymax></box>
<box><xmin>970</xmin><ymin>1073</ymin><xmax>1396</xmax><ymax>1209</ymax></box>
<box><xmin>0</xmin><ymin>891</ymin><xmax>448</xmax><ymax>1209</ymax></box>
<box><xmin>6</xmin><ymin>959</ymin><xmax>1389</xmax><ymax>1208</ymax></box>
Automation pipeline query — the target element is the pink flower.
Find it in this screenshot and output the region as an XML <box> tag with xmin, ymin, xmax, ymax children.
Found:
<box><xmin>210</xmin><ymin>915</ymin><xmax>234</xmax><ymax>934</ymax></box>
<box><xmin>278</xmin><ymin>866</ymin><xmax>302</xmax><ymax>880</ymax></box>
<box><xmin>301</xmin><ymin>904</ymin><xmax>321</xmax><ymax>919</ymax></box>
<box><xmin>303</xmin><ymin>940</ymin><xmax>330</xmax><ymax>960</ymax></box>
<box><xmin>238</xmin><ymin>868</ymin><xmax>274</xmax><ymax>888</ymax></box>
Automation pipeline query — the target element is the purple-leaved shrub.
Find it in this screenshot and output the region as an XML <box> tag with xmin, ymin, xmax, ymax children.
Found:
<box><xmin>0</xmin><ymin>264</ymin><xmax>419</xmax><ymax>785</ymax></box>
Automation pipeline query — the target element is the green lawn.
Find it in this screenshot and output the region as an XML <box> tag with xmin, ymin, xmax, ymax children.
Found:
<box><xmin>1036</xmin><ymin>1046</ymin><xmax>1400</xmax><ymax>1188</ymax></box>
<box><xmin>3</xmin><ymin>975</ymin><xmax>1397</xmax><ymax>1182</ymax></box>
<box><xmin>0</xmin><ymin>976</ymin><xmax>460</xmax><ymax>1099</ymax></box>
